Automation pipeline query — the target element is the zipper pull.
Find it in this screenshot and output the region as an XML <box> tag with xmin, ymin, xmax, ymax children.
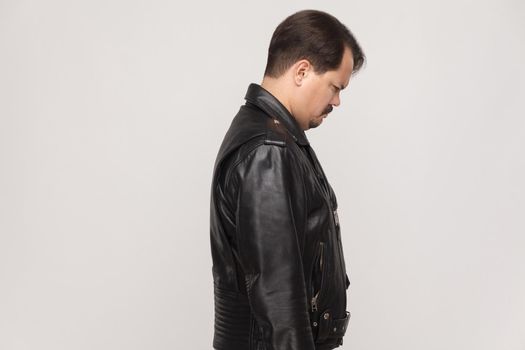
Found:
<box><xmin>311</xmin><ymin>294</ymin><xmax>318</xmax><ymax>312</ymax></box>
<box><xmin>334</xmin><ymin>210</ymin><xmax>339</xmax><ymax>227</ymax></box>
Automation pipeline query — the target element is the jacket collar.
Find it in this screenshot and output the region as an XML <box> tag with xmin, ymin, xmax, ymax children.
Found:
<box><xmin>244</xmin><ymin>83</ymin><xmax>310</xmax><ymax>146</ymax></box>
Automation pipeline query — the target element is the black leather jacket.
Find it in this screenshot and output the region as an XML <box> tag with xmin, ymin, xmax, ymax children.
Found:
<box><xmin>210</xmin><ymin>83</ymin><xmax>351</xmax><ymax>350</ymax></box>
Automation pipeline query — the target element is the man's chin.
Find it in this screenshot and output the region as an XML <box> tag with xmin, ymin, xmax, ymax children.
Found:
<box><xmin>308</xmin><ymin>118</ymin><xmax>323</xmax><ymax>129</ymax></box>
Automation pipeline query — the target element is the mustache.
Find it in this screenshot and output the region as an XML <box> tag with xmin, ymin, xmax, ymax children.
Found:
<box><xmin>323</xmin><ymin>105</ymin><xmax>333</xmax><ymax>114</ymax></box>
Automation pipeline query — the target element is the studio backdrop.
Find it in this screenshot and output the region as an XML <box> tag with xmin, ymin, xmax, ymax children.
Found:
<box><xmin>0</xmin><ymin>1</ymin><xmax>524</xmax><ymax>349</ymax></box>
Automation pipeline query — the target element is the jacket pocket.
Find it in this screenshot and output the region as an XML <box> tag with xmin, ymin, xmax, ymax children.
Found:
<box><xmin>310</xmin><ymin>241</ymin><xmax>326</xmax><ymax>312</ymax></box>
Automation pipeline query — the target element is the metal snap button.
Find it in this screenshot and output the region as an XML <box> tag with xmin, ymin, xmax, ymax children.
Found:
<box><xmin>323</xmin><ymin>313</ymin><xmax>330</xmax><ymax>320</ymax></box>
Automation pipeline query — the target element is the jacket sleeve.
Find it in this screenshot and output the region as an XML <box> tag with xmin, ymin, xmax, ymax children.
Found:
<box><xmin>231</xmin><ymin>144</ymin><xmax>315</xmax><ymax>350</ymax></box>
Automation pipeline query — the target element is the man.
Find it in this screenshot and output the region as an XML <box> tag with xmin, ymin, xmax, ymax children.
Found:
<box><xmin>209</xmin><ymin>9</ymin><xmax>365</xmax><ymax>350</ymax></box>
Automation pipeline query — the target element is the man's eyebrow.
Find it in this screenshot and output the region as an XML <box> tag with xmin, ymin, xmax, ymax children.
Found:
<box><xmin>337</xmin><ymin>83</ymin><xmax>346</xmax><ymax>91</ymax></box>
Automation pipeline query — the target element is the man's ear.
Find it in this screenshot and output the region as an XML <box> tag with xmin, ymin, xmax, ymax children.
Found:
<box><xmin>293</xmin><ymin>59</ymin><xmax>311</xmax><ymax>86</ymax></box>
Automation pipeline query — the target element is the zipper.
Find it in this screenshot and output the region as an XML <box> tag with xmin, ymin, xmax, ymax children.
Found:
<box><xmin>299</xmin><ymin>144</ymin><xmax>347</xmax><ymax>309</ymax></box>
<box><xmin>329</xmin><ymin>201</ymin><xmax>347</xmax><ymax>289</ymax></box>
<box><xmin>311</xmin><ymin>241</ymin><xmax>325</xmax><ymax>312</ymax></box>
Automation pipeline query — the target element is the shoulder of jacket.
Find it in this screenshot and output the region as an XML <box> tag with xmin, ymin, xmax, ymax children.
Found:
<box><xmin>222</xmin><ymin>135</ymin><xmax>293</xmax><ymax>188</ymax></box>
<box><xmin>264</xmin><ymin>117</ymin><xmax>293</xmax><ymax>148</ymax></box>
<box><xmin>218</xmin><ymin>109</ymin><xmax>298</xmax><ymax>184</ymax></box>
<box><xmin>235</xmin><ymin>134</ymin><xmax>287</xmax><ymax>168</ymax></box>
<box><xmin>227</xmin><ymin>115</ymin><xmax>292</xmax><ymax>163</ymax></box>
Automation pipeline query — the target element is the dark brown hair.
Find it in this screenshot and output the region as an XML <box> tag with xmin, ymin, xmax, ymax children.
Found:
<box><xmin>264</xmin><ymin>9</ymin><xmax>366</xmax><ymax>78</ymax></box>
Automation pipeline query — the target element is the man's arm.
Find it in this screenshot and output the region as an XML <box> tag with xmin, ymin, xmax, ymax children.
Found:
<box><xmin>232</xmin><ymin>144</ymin><xmax>315</xmax><ymax>350</ymax></box>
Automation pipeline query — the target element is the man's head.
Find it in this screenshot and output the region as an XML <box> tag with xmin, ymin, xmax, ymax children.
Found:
<box><xmin>261</xmin><ymin>10</ymin><xmax>365</xmax><ymax>130</ymax></box>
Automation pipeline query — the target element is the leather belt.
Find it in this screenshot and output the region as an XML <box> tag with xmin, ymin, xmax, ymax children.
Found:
<box><xmin>315</xmin><ymin>310</ymin><xmax>351</xmax><ymax>344</ymax></box>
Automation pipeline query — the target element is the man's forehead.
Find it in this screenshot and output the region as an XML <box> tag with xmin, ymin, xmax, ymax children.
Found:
<box><xmin>333</xmin><ymin>72</ymin><xmax>352</xmax><ymax>90</ymax></box>
<box><xmin>338</xmin><ymin>56</ymin><xmax>354</xmax><ymax>89</ymax></box>
<box><xmin>319</xmin><ymin>50</ymin><xmax>354</xmax><ymax>87</ymax></box>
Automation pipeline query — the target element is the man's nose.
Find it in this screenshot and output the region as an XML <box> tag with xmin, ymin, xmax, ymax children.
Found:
<box><xmin>331</xmin><ymin>93</ymin><xmax>341</xmax><ymax>107</ymax></box>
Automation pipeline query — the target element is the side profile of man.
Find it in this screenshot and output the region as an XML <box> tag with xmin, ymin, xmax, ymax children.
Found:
<box><xmin>209</xmin><ymin>9</ymin><xmax>365</xmax><ymax>350</ymax></box>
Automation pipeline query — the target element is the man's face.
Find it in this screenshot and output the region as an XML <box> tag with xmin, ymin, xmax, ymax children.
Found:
<box><xmin>293</xmin><ymin>47</ymin><xmax>354</xmax><ymax>130</ymax></box>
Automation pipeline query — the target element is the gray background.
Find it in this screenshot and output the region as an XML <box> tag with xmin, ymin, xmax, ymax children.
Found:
<box><xmin>1</xmin><ymin>0</ymin><xmax>524</xmax><ymax>349</ymax></box>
